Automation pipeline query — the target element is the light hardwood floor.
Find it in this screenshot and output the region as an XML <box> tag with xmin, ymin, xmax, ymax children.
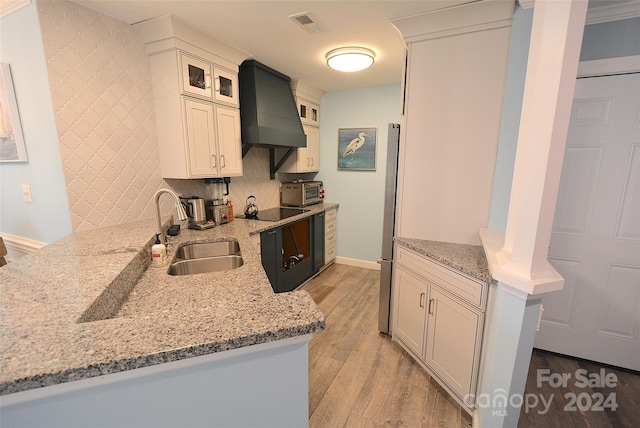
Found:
<box><xmin>302</xmin><ymin>264</ymin><xmax>472</xmax><ymax>428</ymax></box>
<box><xmin>303</xmin><ymin>264</ymin><xmax>640</xmax><ymax>428</ymax></box>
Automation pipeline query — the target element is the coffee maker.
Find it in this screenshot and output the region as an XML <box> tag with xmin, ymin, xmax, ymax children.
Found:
<box><xmin>204</xmin><ymin>178</ymin><xmax>230</xmax><ymax>225</ymax></box>
<box><xmin>180</xmin><ymin>196</ymin><xmax>215</xmax><ymax>230</ymax></box>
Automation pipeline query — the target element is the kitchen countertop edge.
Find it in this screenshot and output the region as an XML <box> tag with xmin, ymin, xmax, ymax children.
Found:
<box><xmin>0</xmin><ymin>203</ymin><xmax>338</xmax><ymax>396</ymax></box>
<box><xmin>394</xmin><ymin>237</ymin><xmax>495</xmax><ymax>284</ymax></box>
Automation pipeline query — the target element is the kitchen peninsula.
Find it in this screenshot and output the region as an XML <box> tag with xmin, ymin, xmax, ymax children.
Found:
<box><xmin>0</xmin><ymin>204</ymin><xmax>336</xmax><ymax>427</ymax></box>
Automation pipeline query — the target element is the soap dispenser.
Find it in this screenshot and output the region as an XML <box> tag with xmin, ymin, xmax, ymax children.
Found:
<box><xmin>151</xmin><ymin>233</ymin><xmax>167</xmax><ymax>267</ymax></box>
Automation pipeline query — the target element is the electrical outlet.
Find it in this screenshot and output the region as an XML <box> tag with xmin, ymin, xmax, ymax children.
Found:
<box><xmin>21</xmin><ymin>184</ymin><xmax>32</xmax><ymax>203</ymax></box>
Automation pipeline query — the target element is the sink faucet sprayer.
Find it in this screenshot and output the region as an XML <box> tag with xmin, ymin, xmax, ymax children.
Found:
<box><xmin>154</xmin><ymin>188</ymin><xmax>188</xmax><ymax>244</ymax></box>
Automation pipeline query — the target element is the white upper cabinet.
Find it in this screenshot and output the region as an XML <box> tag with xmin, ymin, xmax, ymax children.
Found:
<box><xmin>297</xmin><ymin>97</ymin><xmax>320</xmax><ymax>127</ymax></box>
<box><xmin>179</xmin><ymin>52</ymin><xmax>239</xmax><ymax>108</ymax></box>
<box><xmin>213</xmin><ymin>66</ymin><xmax>239</xmax><ymax>107</ymax></box>
<box><xmin>280</xmin><ymin>80</ymin><xmax>324</xmax><ymax>174</ymax></box>
<box><xmin>183</xmin><ymin>100</ymin><xmax>242</xmax><ymax>178</ymax></box>
<box><xmin>134</xmin><ymin>15</ymin><xmax>247</xmax><ymax>179</ymax></box>
<box><xmin>280</xmin><ymin>124</ymin><xmax>320</xmax><ymax>173</ymax></box>
<box><xmin>391</xmin><ymin>1</ymin><xmax>514</xmax><ymax>245</ymax></box>
<box><xmin>184</xmin><ymin>98</ymin><xmax>216</xmax><ymax>176</ymax></box>
<box><xmin>215</xmin><ymin>105</ymin><xmax>242</xmax><ymax>176</ymax></box>
<box><xmin>179</xmin><ymin>52</ymin><xmax>239</xmax><ymax>107</ymax></box>
<box><xmin>181</xmin><ymin>53</ymin><xmax>213</xmax><ymax>99</ymax></box>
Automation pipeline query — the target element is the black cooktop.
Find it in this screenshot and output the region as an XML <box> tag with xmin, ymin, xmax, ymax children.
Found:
<box><xmin>250</xmin><ymin>207</ymin><xmax>308</xmax><ymax>222</ymax></box>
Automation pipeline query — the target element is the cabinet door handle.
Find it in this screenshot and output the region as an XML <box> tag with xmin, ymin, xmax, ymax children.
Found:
<box><xmin>419</xmin><ymin>292</ymin><xmax>425</xmax><ymax>308</ymax></box>
<box><xmin>211</xmin><ymin>155</ymin><xmax>217</xmax><ymax>169</ymax></box>
<box><xmin>206</xmin><ymin>74</ymin><xmax>212</xmax><ymax>90</ymax></box>
<box><xmin>428</xmin><ymin>298</ymin><xmax>434</xmax><ymax>315</ymax></box>
<box><xmin>220</xmin><ymin>155</ymin><xmax>226</xmax><ymax>169</ymax></box>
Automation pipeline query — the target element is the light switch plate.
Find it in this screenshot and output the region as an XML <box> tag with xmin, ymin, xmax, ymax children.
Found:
<box><xmin>21</xmin><ymin>184</ymin><xmax>32</xmax><ymax>203</ymax></box>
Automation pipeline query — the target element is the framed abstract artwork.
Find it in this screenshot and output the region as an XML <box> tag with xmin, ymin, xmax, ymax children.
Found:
<box><xmin>0</xmin><ymin>63</ymin><xmax>27</xmax><ymax>162</ymax></box>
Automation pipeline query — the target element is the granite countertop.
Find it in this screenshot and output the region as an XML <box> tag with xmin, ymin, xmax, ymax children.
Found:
<box><xmin>0</xmin><ymin>203</ymin><xmax>337</xmax><ymax>396</ymax></box>
<box><xmin>394</xmin><ymin>237</ymin><xmax>494</xmax><ymax>284</ymax></box>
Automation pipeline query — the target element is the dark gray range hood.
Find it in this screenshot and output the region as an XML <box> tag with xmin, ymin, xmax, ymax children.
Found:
<box><xmin>239</xmin><ymin>60</ymin><xmax>306</xmax><ymax>178</ymax></box>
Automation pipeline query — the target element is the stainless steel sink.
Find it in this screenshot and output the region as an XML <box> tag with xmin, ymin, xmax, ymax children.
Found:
<box><xmin>174</xmin><ymin>241</ymin><xmax>241</xmax><ymax>260</ymax></box>
<box><xmin>168</xmin><ymin>255</ymin><xmax>244</xmax><ymax>275</ymax></box>
<box><xmin>168</xmin><ymin>240</ymin><xmax>243</xmax><ymax>275</ymax></box>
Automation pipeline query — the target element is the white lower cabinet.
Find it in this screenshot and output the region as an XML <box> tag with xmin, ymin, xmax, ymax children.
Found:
<box><xmin>392</xmin><ymin>266</ymin><xmax>427</xmax><ymax>358</ymax></box>
<box><xmin>392</xmin><ymin>245</ymin><xmax>486</xmax><ymax>410</ymax></box>
<box><xmin>425</xmin><ymin>286</ymin><xmax>483</xmax><ymax>404</ymax></box>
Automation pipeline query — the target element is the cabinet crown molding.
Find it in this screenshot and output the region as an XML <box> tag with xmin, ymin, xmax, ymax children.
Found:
<box><xmin>520</xmin><ymin>0</ymin><xmax>640</xmax><ymax>24</ymax></box>
<box><xmin>290</xmin><ymin>79</ymin><xmax>325</xmax><ymax>104</ymax></box>
<box><xmin>134</xmin><ymin>14</ymin><xmax>249</xmax><ymax>66</ymax></box>
<box><xmin>391</xmin><ymin>0</ymin><xmax>514</xmax><ymax>43</ymax></box>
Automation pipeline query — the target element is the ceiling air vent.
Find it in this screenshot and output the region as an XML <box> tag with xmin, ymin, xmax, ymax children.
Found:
<box><xmin>289</xmin><ymin>12</ymin><xmax>321</xmax><ymax>33</ymax></box>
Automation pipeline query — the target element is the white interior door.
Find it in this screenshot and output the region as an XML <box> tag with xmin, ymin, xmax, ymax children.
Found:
<box><xmin>534</xmin><ymin>72</ymin><xmax>640</xmax><ymax>371</ymax></box>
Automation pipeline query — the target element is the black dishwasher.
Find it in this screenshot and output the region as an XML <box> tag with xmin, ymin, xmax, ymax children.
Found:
<box><xmin>260</xmin><ymin>213</ymin><xmax>324</xmax><ymax>293</ymax></box>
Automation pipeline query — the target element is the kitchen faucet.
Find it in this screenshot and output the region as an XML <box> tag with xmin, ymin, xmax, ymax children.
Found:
<box><xmin>154</xmin><ymin>188</ymin><xmax>188</xmax><ymax>244</ymax></box>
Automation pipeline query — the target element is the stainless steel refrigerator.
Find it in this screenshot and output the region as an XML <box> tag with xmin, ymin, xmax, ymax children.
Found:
<box><xmin>378</xmin><ymin>123</ymin><xmax>401</xmax><ymax>334</ymax></box>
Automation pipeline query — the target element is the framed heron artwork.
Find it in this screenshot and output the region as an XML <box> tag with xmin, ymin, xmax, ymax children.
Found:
<box><xmin>0</xmin><ymin>63</ymin><xmax>27</xmax><ymax>162</ymax></box>
<box><xmin>337</xmin><ymin>127</ymin><xmax>377</xmax><ymax>171</ymax></box>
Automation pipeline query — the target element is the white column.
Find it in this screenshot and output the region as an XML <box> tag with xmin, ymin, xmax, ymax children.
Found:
<box><xmin>477</xmin><ymin>1</ymin><xmax>588</xmax><ymax>427</ymax></box>
<box><xmin>498</xmin><ymin>0</ymin><xmax>588</xmax><ymax>286</ymax></box>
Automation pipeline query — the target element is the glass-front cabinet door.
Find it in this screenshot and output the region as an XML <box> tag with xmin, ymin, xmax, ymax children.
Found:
<box><xmin>297</xmin><ymin>98</ymin><xmax>319</xmax><ymax>126</ymax></box>
<box><xmin>180</xmin><ymin>53</ymin><xmax>213</xmax><ymax>99</ymax></box>
<box><xmin>213</xmin><ymin>66</ymin><xmax>239</xmax><ymax>107</ymax></box>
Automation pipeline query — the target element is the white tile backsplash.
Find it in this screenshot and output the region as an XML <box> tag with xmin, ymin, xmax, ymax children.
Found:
<box><xmin>39</xmin><ymin>0</ymin><xmax>166</xmax><ymax>232</ymax></box>
<box><xmin>38</xmin><ymin>0</ymin><xmax>289</xmax><ymax>231</ymax></box>
<box><xmin>166</xmin><ymin>147</ymin><xmax>283</xmax><ymax>214</ymax></box>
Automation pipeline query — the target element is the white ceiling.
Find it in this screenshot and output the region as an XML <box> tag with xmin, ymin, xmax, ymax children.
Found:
<box><xmin>71</xmin><ymin>0</ymin><xmax>640</xmax><ymax>94</ymax></box>
<box><xmin>69</xmin><ymin>0</ymin><xmax>478</xmax><ymax>93</ymax></box>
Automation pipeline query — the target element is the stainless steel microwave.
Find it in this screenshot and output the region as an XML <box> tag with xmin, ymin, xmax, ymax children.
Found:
<box><xmin>280</xmin><ymin>181</ymin><xmax>324</xmax><ymax>207</ymax></box>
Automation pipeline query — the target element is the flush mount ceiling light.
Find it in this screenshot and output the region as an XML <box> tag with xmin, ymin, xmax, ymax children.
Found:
<box><xmin>326</xmin><ymin>47</ymin><xmax>375</xmax><ymax>72</ymax></box>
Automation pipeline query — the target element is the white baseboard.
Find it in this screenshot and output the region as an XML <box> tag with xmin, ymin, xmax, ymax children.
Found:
<box><xmin>0</xmin><ymin>232</ymin><xmax>46</xmax><ymax>262</ymax></box>
<box><xmin>335</xmin><ymin>256</ymin><xmax>380</xmax><ymax>271</ymax></box>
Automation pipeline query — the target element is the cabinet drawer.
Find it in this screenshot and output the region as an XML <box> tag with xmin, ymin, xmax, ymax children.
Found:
<box><xmin>325</xmin><ymin>233</ymin><xmax>336</xmax><ymax>247</ymax></box>
<box><xmin>325</xmin><ymin>245</ymin><xmax>336</xmax><ymax>262</ymax></box>
<box><xmin>325</xmin><ymin>209</ymin><xmax>337</xmax><ymax>221</ymax></box>
<box><xmin>325</xmin><ymin>220</ymin><xmax>336</xmax><ymax>235</ymax></box>
<box><xmin>396</xmin><ymin>246</ymin><xmax>486</xmax><ymax>310</ymax></box>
